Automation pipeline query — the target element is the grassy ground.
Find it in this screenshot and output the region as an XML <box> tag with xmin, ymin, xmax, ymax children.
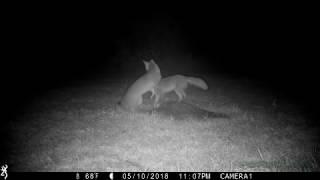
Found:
<box><xmin>6</xmin><ymin>76</ymin><xmax>320</xmax><ymax>171</ymax></box>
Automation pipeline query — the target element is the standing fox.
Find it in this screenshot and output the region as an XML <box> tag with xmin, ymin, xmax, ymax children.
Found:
<box><xmin>120</xmin><ymin>59</ymin><xmax>161</xmax><ymax>111</ymax></box>
<box><xmin>151</xmin><ymin>75</ymin><xmax>208</xmax><ymax>107</ymax></box>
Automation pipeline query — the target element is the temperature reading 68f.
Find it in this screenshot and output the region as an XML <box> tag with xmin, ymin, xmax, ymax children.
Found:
<box><xmin>85</xmin><ymin>172</ymin><xmax>99</xmax><ymax>180</ymax></box>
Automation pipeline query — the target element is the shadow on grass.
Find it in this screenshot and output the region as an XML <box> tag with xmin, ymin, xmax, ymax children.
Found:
<box><xmin>154</xmin><ymin>101</ymin><xmax>230</xmax><ymax>120</ymax></box>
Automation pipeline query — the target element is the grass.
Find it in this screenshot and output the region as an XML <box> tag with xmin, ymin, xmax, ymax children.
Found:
<box><xmin>6</xmin><ymin>77</ymin><xmax>320</xmax><ymax>171</ymax></box>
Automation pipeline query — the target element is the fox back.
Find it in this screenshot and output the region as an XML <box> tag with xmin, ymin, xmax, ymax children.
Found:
<box><xmin>120</xmin><ymin>60</ymin><xmax>161</xmax><ymax>111</ymax></box>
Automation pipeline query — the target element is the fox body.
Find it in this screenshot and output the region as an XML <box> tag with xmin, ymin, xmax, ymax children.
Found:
<box><xmin>120</xmin><ymin>60</ymin><xmax>161</xmax><ymax>111</ymax></box>
<box><xmin>152</xmin><ymin>75</ymin><xmax>208</xmax><ymax>107</ymax></box>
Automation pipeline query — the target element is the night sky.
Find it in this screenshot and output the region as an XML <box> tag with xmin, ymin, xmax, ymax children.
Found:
<box><xmin>4</xmin><ymin>8</ymin><xmax>318</xmax><ymax>122</ymax></box>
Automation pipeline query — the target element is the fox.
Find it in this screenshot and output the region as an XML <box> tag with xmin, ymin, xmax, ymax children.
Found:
<box><xmin>119</xmin><ymin>59</ymin><xmax>161</xmax><ymax>111</ymax></box>
<box><xmin>151</xmin><ymin>75</ymin><xmax>208</xmax><ymax>107</ymax></box>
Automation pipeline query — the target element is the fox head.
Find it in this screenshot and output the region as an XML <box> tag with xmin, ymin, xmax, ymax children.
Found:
<box><xmin>143</xmin><ymin>59</ymin><xmax>160</xmax><ymax>73</ymax></box>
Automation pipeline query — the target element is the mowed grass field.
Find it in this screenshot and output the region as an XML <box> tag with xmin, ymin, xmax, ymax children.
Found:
<box><xmin>6</xmin><ymin>76</ymin><xmax>319</xmax><ymax>171</ymax></box>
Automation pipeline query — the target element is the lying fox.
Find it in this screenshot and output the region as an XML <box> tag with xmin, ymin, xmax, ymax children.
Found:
<box><xmin>151</xmin><ymin>75</ymin><xmax>208</xmax><ymax>107</ymax></box>
<box><xmin>119</xmin><ymin>60</ymin><xmax>161</xmax><ymax>111</ymax></box>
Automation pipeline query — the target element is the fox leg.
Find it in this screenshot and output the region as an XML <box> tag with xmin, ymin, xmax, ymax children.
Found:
<box><xmin>180</xmin><ymin>89</ymin><xmax>187</xmax><ymax>99</ymax></box>
<box><xmin>150</xmin><ymin>88</ymin><xmax>155</xmax><ymax>99</ymax></box>
<box><xmin>174</xmin><ymin>89</ymin><xmax>184</xmax><ymax>102</ymax></box>
<box><xmin>175</xmin><ymin>83</ymin><xmax>187</xmax><ymax>101</ymax></box>
<box><xmin>154</xmin><ymin>93</ymin><xmax>161</xmax><ymax>108</ymax></box>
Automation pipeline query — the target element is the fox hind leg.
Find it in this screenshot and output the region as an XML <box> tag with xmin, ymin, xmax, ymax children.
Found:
<box><xmin>174</xmin><ymin>89</ymin><xmax>184</xmax><ymax>102</ymax></box>
<box><xmin>175</xmin><ymin>83</ymin><xmax>187</xmax><ymax>101</ymax></box>
<box><xmin>181</xmin><ymin>89</ymin><xmax>187</xmax><ymax>99</ymax></box>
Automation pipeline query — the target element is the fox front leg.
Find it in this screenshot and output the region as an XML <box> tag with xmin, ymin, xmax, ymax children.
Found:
<box><xmin>150</xmin><ymin>88</ymin><xmax>155</xmax><ymax>99</ymax></box>
<box><xmin>153</xmin><ymin>93</ymin><xmax>161</xmax><ymax>108</ymax></box>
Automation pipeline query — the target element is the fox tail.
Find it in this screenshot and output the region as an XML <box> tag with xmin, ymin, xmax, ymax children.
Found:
<box><xmin>186</xmin><ymin>77</ymin><xmax>208</xmax><ymax>90</ymax></box>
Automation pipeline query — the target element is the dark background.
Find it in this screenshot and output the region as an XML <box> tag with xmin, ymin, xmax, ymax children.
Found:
<box><xmin>3</xmin><ymin>7</ymin><xmax>318</xmax><ymax>122</ymax></box>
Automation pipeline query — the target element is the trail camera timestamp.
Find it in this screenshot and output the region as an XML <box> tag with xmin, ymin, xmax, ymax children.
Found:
<box><xmin>178</xmin><ymin>173</ymin><xmax>211</xmax><ymax>180</ymax></box>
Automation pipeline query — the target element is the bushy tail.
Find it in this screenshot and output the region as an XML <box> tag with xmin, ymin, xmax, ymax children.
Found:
<box><xmin>186</xmin><ymin>77</ymin><xmax>208</xmax><ymax>90</ymax></box>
